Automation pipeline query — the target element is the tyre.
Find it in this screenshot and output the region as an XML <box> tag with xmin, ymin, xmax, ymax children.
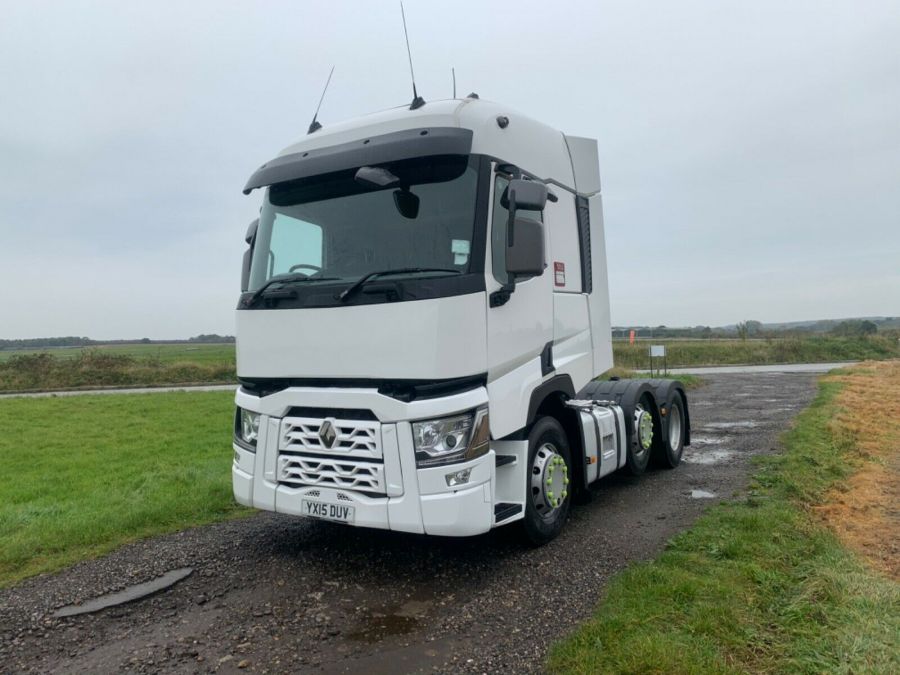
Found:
<box><xmin>522</xmin><ymin>416</ymin><xmax>572</xmax><ymax>545</ymax></box>
<box><xmin>657</xmin><ymin>390</ymin><xmax>686</xmax><ymax>468</ymax></box>
<box><xmin>626</xmin><ymin>394</ymin><xmax>655</xmax><ymax>476</ymax></box>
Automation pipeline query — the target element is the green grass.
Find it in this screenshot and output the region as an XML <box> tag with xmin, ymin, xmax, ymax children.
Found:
<box><xmin>548</xmin><ymin>379</ymin><xmax>899</xmax><ymax>673</ymax></box>
<box><xmin>0</xmin><ymin>391</ymin><xmax>246</xmax><ymax>587</ymax></box>
<box><xmin>613</xmin><ymin>335</ymin><xmax>899</xmax><ymax>369</ymax></box>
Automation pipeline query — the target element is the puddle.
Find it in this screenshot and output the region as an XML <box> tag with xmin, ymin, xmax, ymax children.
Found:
<box><xmin>690</xmin><ymin>434</ymin><xmax>725</xmax><ymax>446</ymax></box>
<box><xmin>683</xmin><ymin>448</ymin><xmax>735</xmax><ymax>465</ymax></box>
<box><xmin>395</xmin><ymin>599</ymin><xmax>431</xmax><ymax>618</ymax></box>
<box><xmin>53</xmin><ymin>568</ymin><xmax>193</xmax><ymax>618</ymax></box>
<box><xmin>703</xmin><ymin>421</ymin><xmax>758</xmax><ymax>430</ymax></box>
<box><xmin>347</xmin><ymin>598</ymin><xmax>432</xmax><ymax>643</ymax></box>
<box><xmin>347</xmin><ymin>614</ymin><xmax>420</xmax><ymax>642</ymax></box>
<box><xmin>691</xmin><ymin>489</ymin><xmax>717</xmax><ymax>499</ymax></box>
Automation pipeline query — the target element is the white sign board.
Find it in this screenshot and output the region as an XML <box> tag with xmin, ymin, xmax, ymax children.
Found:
<box><xmin>649</xmin><ymin>345</ymin><xmax>666</xmax><ymax>358</ymax></box>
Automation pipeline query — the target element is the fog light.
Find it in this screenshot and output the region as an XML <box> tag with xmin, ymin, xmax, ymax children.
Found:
<box><xmin>445</xmin><ymin>468</ymin><xmax>472</xmax><ymax>487</ymax></box>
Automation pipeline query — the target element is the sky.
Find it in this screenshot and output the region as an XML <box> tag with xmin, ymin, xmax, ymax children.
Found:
<box><xmin>1</xmin><ymin>0</ymin><xmax>898</xmax><ymax>339</ymax></box>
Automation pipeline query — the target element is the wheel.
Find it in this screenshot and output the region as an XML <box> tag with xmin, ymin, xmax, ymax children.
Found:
<box><xmin>657</xmin><ymin>390</ymin><xmax>686</xmax><ymax>468</ymax></box>
<box><xmin>521</xmin><ymin>417</ymin><xmax>572</xmax><ymax>545</ymax></box>
<box><xmin>626</xmin><ymin>395</ymin><xmax>655</xmax><ymax>476</ymax></box>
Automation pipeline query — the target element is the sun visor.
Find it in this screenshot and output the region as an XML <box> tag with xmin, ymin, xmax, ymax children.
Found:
<box><xmin>243</xmin><ymin>127</ymin><xmax>474</xmax><ymax>195</ymax></box>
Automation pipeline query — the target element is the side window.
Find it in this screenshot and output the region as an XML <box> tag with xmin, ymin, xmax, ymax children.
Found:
<box><xmin>491</xmin><ymin>174</ymin><xmax>543</xmax><ymax>285</ymax></box>
<box><xmin>268</xmin><ymin>213</ymin><xmax>323</xmax><ymax>277</ymax></box>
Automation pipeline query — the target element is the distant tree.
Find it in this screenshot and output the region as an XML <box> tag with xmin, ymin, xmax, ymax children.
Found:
<box><xmin>736</xmin><ymin>322</ymin><xmax>749</xmax><ymax>340</ymax></box>
<box><xmin>860</xmin><ymin>320</ymin><xmax>878</xmax><ymax>335</ymax></box>
<box><xmin>831</xmin><ymin>320</ymin><xmax>878</xmax><ymax>337</ymax></box>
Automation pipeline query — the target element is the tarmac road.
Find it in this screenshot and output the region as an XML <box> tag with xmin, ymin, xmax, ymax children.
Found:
<box><xmin>0</xmin><ymin>372</ymin><xmax>819</xmax><ymax>674</ymax></box>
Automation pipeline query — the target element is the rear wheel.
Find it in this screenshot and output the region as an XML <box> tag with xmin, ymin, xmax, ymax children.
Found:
<box><xmin>522</xmin><ymin>416</ymin><xmax>572</xmax><ymax>545</ymax></box>
<box><xmin>626</xmin><ymin>395</ymin><xmax>655</xmax><ymax>475</ymax></box>
<box><xmin>659</xmin><ymin>391</ymin><xmax>686</xmax><ymax>468</ymax></box>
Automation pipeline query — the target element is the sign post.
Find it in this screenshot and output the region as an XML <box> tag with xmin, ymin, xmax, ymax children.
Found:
<box><xmin>649</xmin><ymin>344</ymin><xmax>667</xmax><ymax>376</ymax></box>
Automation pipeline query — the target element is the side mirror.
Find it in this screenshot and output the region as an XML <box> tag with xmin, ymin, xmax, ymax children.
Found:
<box><xmin>501</xmin><ymin>178</ymin><xmax>549</xmax><ymax>211</ymax></box>
<box><xmin>506</xmin><ymin>217</ymin><xmax>545</xmax><ymax>277</ymax></box>
<box><xmin>245</xmin><ymin>218</ymin><xmax>258</xmax><ymax>244</ymax></box>
<box><xmin>241</xmin><ymin>218</ymin><xmax>258</xmax><ymax>292</ymax></box>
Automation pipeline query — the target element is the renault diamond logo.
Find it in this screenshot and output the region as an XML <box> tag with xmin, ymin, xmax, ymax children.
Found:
<box><xmin>319</xmin><ymin>419</ymin><xmax>338</xmax><ymax>449</ymax></box>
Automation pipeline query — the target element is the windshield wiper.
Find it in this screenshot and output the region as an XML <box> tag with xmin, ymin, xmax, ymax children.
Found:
<box><xmin>337</xmin><ymin>268</ymin><xmax>462</xmax><ymax>303</ymax></box>
<box><xmin>243</xmin><ymin>273</ymin><xmax>339</xmax><ymax>307</ymax></box>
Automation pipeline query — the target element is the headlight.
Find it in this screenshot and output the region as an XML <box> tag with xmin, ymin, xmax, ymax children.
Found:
<box><xmin>235</xmin><ymin>407</ymin><xmax>260</xmax><ymax>451</ymax></box>
<box><xmin>412</xmin><ymin>407</ymin><xmax>490</xmax><ymax>467</ymax></box>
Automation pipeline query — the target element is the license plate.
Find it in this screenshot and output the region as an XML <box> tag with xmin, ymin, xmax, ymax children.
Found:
<box><xmin>301</xmin><ymin>499</ymin><xmax>355</xmax><ymax>523</ymax></box>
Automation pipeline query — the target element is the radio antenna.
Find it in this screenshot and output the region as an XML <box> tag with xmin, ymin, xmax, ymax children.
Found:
<box><xmin>307</xmin><ymin>65</ymin><xmax>334</xmax><ymax>134</ymax></box>
<box><xmin>400</xmin><ymin>2</ymin><xmax>425</xmax><ymax>110</ymax></box>
<box><xmin>452</xmin><ymin>67</ymin><xmax>457</xmax><ymax>98</ymax></box>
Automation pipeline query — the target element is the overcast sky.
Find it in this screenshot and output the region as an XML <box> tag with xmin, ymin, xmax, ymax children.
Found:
<box><xmin>1</xmin><ymin>0</ymin><xmax>898</xmax><ymax>339</ymax></box>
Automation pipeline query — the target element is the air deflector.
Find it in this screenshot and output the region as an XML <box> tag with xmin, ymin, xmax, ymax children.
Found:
<box><xmin>243</xmin><ymin>127</ymin><xmax>473</xmax><ymax>194</ymax></box>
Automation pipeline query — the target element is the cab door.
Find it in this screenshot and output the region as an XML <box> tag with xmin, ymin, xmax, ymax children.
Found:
<box><xmin>485</xmin><ymin>166</ymin><xmax>554</xmax><ymax>438</ymax></box>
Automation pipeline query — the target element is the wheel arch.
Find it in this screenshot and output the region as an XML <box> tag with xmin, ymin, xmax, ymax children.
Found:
<box><xmin>525</xmin><ymin>375</ymin><xmax>586</xmax><ymax>493</ymax></box>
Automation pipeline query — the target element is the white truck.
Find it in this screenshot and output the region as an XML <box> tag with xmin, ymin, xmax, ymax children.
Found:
<box><xmin>232</xmin><ymin>96</ymin><xmax>690</xmax><ymax>544</ymax></box>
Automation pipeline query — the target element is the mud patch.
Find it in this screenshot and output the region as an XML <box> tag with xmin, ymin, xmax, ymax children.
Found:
<box><xmin>53</xmin><ymin>568</ymin><xmax>193</xmax><ymax>618</ymax></box>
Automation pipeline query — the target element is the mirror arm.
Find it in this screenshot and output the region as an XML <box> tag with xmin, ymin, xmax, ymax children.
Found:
<box><xmin>506</xmin><ymin>188</ymin><xmax>518</xmax><ymax>247</ymax></box>
<box><xmin>489</xmin><ymin>281</ymin><xmax>515</xmax><ymax>308</ymax></box>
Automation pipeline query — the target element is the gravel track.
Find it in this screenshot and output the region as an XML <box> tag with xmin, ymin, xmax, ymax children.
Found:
<box><xmin>0</xmin><ymin>372</ymin><xmax>818</xmax><ymax>674</ymax></box>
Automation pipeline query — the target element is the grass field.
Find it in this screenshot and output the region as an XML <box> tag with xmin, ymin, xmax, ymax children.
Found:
<box><xmin>0</xmin><ymin>343</ymin><xmax>235</xmax><ymax>364</ymax></box>
<box><xmin>0</xmin><ymin>391</ymin><xmax>245</xmax><ymax>587</ymax></box>
<box><xmin>0</xmin><ymin>347</ymin><xmax>236</xmax><ymax>392</ymax></box>
<box><xmin>613</xmin><ymin>334</ymin><xmax>899</xmax><ymax>369</ymax></box>
<box><xmin>548</xmin><ymin>361</ymin><xmax>900</xmax><ymax>673</ymax></box>
<box><xmin>2</xmin><ymin>335</ymin><xmax>897</xmax><ymax>393</ymax></box>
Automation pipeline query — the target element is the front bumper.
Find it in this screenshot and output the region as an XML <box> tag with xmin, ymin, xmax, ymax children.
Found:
<box><xmin>232</xmin><ymin>384</ymin><xmax>495</xmax><ymax>537</ymax></box>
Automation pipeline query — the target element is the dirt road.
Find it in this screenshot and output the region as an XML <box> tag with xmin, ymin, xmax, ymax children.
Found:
<box><xmin>0</xmin><ymin>372</ymin><xmax>819</xmax><ymax>674</ymax></box>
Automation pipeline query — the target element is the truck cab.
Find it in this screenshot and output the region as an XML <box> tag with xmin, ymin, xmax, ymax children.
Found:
<box><xmin>232</xmin><ymin>97</ymin><xmax>689</xmax><ymax>544</ymax></box>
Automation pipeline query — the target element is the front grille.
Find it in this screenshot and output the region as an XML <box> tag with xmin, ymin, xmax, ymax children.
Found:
<box><xmin>277</xmin><ymin>455</ymin><xmax>385</xmax><ymax>493</ymax></box>
<box><xmin>280</xmin><ymin>417</ymin><xmax>381</xmax><ymax>459</ymax></box>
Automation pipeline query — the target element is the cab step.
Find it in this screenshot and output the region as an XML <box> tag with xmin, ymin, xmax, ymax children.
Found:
<box><xmin>495</xmin><ymin>454</ymin><xmax>517</xmax><ymax>467</ymax></box>
<box><xmin>494</xmin><ymin>502</ymin><xmax>523</xmax><ymax>522</ymax></box>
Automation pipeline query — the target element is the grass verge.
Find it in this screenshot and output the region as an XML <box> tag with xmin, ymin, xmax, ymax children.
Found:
<box><xmin>0</xmin><ymin>391</ymin><xmax>246</xmax><ymax>588</ymax></box>
<box><xmin>548</xmin><ymin>364</ymin><xmax>900</xmax><ymax>673</ymax></box>
<box><xmin>600</xmin><ymin>367</ymin><xmax>703</xmax><ymax>390</ymax></box>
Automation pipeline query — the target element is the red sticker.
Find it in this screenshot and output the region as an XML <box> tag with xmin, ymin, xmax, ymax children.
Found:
<box><xmin>554</xmin><ymin>261</ymin><xmax>566</xmax><ymax>287</ymax></box>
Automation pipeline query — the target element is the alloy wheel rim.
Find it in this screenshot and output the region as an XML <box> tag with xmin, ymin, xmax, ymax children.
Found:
<box><xmin>531</xmin><ymin>443</ymin><xmax>568</xmax><ymax>519</ymax></box>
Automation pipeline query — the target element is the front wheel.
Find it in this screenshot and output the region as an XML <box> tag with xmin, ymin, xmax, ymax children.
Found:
<box><xmin>521</xmin><ymin>416</ymin><xmax>572</xmax><ymax>546</ymax></box>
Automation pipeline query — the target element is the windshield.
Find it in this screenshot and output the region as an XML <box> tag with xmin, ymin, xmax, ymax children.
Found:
<box><xmin>248</xmin><ymin>155</ymin><xmax>481</xmax><ymax>292</ymax></box>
